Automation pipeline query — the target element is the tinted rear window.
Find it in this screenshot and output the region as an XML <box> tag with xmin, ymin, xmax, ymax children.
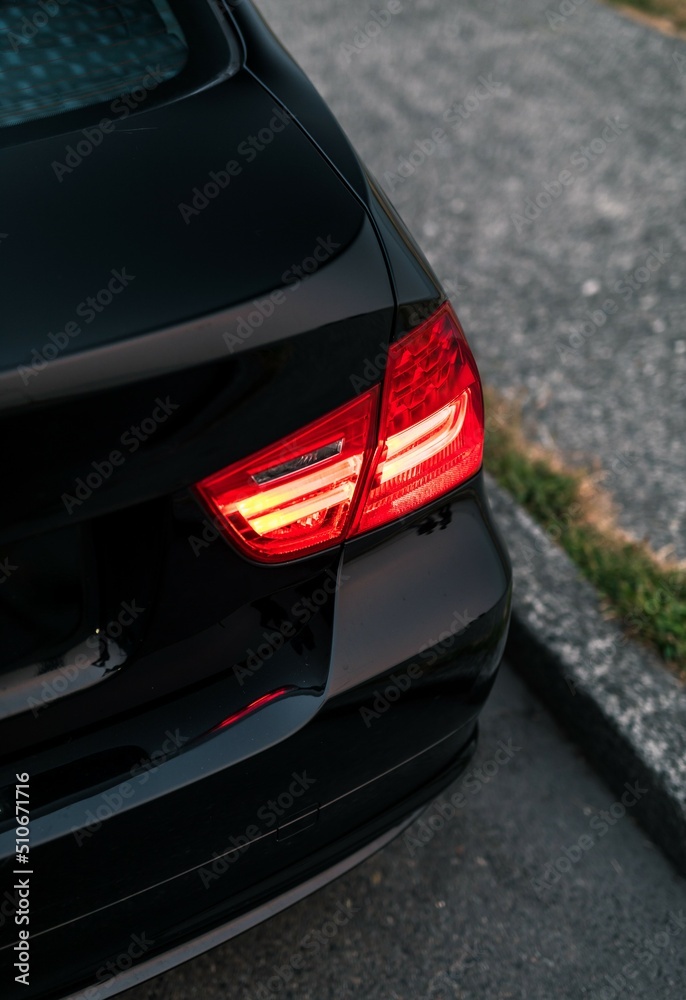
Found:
<box><xmin>0</xmin><ymin>0</ymin><xmax>188</xmax><ymax>128</ymax></box>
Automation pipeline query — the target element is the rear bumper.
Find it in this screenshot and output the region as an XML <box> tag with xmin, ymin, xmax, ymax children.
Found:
<box><xmin>0</xmin><ymin>474</ymin><xmax>510</xmax><ymax>1000</ymax></box>
<box><xmin>60</xmin><ymin>796</ymin><xmax>441</xmax><ymax>1000</ymax></box>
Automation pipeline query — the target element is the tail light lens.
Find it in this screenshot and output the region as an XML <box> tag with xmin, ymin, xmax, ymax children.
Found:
<box><xmin>195</xmin><ymin>303</ymin><xmax>483</xmax><ymax>562</ymax></box>
<box><xmin>195</xmin><ymin>390</ymin><xmax>378</xmax><ymax>562</ymax></box>
<box><xmin>350</xmin><ymin>302</ymin><xmax>483</xmax><ymax>535</ymax></box>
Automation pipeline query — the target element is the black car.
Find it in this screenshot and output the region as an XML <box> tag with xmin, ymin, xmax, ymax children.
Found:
<box><xmin>0</xmin><ymin>2</ymin><xmax>511</xmax><ymax>997</ymax></box>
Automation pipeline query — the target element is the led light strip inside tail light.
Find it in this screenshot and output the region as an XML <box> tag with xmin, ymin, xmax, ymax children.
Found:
<box><xmin>196</xmin><ymin>303</ymin><xmax>484</xmax><ymax>562</ymax></box>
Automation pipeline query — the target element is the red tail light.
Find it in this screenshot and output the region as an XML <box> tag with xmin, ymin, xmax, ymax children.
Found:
<box><xmin>196</xmin><ymin>390</ymin><xmax>379</xmax><ymax>562</ymax></box>
<box><xmin>195</xmin><ymin>303</ymin><xmax>483</xmax><ymax>562</ymax></box>
<box><xmin>351</xmin><ymin>302</ymin><xmax>483</xmax><ymax>534</ymax></box>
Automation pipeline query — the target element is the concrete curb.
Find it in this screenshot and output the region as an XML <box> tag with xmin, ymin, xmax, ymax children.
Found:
<box><xmin>485</xmin><ymin>475</ymin><xmax>686</xmax><ymax>876</ymax></box>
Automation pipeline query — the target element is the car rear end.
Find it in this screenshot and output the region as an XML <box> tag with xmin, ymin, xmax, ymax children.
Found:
<box><xmin>0</xmin><ymin>3</ymin><xmax>511</xmax><ymax>998</ymax></box>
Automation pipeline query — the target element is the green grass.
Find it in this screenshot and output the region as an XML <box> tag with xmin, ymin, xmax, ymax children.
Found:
<box><xmin>606</xmin><ymin>0</ymin><xmax>686</xmax><ymax>30</ymax></box>
<box><xmin>484</xmin><ymin>391</ymin><xmax>686</xmax><ymax>671</ymax></box>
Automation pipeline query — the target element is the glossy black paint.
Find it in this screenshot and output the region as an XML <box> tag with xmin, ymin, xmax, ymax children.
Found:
<box><xmin>0</xmin><ymin>472</ymin><xmax>510</xmax><ymax>995</ymax></box>
<box><xmin>0</xmin><ymin>475</ymin><xmax>509</xmax><ymax>1000</ymax></box>
<box><xmin>1</xmin><ymin>31</ymin><xmax>364</xmax><ymax>370</ymax></box>
<box><xmin>0</xmin><ymin>2</ymin><xmax>511</xmax><ymax>997</ymax></box>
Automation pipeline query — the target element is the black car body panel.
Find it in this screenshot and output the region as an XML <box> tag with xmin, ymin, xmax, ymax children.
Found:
<box><xmin>1</xmin><ymin>478</ymin><xmax>509</xmax><ymax>1000</ymax></box>
<box><xmin>0</xmin><ymin>3</ymin><xmax>511</xmax><ymax>997</ymax></box>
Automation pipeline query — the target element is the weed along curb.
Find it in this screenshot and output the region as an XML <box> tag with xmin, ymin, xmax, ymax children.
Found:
<box><xmin>485</xmin><ymin>475</ymin><xmax>686</xmax><ymax>876</ymax></box>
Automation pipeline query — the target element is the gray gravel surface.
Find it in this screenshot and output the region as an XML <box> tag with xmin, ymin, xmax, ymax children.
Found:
<box><xmin>125</xmin><ymin>663</ymin><xmax>686</xmax><ymax>1000</ymax></box>
<box><xmin>254</xmin><ymin>0</ymin><xmax>686</xmax><ymax>559</ymax></box>
<box><xmin>120</xmin><ymin>7</ymin><xmax>686</xmax><ymax>998</ymax></box>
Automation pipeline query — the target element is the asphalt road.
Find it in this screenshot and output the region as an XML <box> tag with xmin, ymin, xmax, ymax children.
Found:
<box><xmin>126</xmin><ymin>662</ymin><xmax>686</xmax><ymax>1000</ymax></box>
<box><xmin>124</xmin><ymin>5</ymin><xmax>686</xmax><ymax>998</ymax></box>
<box><xmin>253</xmin><ymin>0</ymin><xmax>686</xmax><ymax>560</ymax></box>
